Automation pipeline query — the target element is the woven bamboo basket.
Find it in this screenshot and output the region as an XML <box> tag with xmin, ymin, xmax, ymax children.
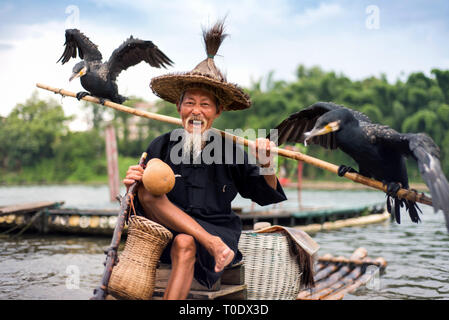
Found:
<box><xmin>238</xmin><ymin>231</ymin><xmax>302</xmax><ymax>300</ymax></box>
<box><xmin>108</xmin><ymin>215</ymin><xmax>173</xmax><ymax>300</ymax></box>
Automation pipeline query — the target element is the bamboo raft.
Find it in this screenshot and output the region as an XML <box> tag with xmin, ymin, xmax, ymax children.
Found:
<box><xmin>297</xmin><ymin>247</ymin><xmax>387</xmax><ymax>300</ymax></box>
<box><xmin>106</xmin><ymin>247</ymin><xmax>386</xmax><ymax>300</ymax></box>
<box><xmin>0</xmin><ymin>201</ymin><xmax>388</xmax><ymax>236</ymax></box>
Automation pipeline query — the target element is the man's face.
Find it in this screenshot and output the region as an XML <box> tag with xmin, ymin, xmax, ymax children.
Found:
<box><xmin>177</xmin><ymin>88</ymin><xmax>222</xmax><ymax>133</ymax></box>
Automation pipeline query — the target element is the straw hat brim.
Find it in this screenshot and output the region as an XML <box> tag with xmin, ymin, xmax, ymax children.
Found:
<box><xmin>150</xmin><ymin>72</ymin><xmax>251</xmax><ymax>111</ymax></box>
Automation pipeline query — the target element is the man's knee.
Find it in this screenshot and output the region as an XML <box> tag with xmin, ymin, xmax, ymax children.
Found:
<box><xmin>171</xmin><ymin>234</ymin><xmax>196</xmax><ymax>261</ymax></box>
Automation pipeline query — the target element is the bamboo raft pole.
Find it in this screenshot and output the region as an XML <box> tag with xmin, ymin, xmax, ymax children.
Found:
<box><xmin>297</xmin><ymin>247</ymin><xmax>386</xmax><ymax>300</ymax></box>
<box><xmin>36</xmin><ymin>83</ymin><xmax>433</xmax><ymax>207</ymax></box>
<box><xmin>322</xmin><ymin>267</ymin><xmax>379</xmax><ymax>300</ymax></box>
<box><xmin>297</xmin><ymin>210</ymin><xmax>390</xmax><ymax>234</ymax></box>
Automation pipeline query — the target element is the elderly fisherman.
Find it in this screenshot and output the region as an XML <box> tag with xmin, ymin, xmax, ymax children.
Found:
<box><xmin>123</xmin><ymin>20</ymin><xmax>287</xmax><ymax>300</ymax></box>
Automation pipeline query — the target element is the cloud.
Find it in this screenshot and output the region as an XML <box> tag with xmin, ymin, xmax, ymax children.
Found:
<box><xmin>1</xmin><ymin>0</ymin><xmax>448</xmax><ymax>131</ymax></box>
<box><xmin>0</xmin><ymin>43</ymin><xmax>13</xmax><ymax>50</ymax></box>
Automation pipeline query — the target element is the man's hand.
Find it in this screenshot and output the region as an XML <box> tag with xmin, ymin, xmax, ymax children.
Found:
<box><xmin>123</xmin><ymin>165</ymin><xmax>144</xmax><ymax>192</ymax></box>
<box><xmin>249</xmin><ymin>138</ymin><xmax>278</xmax><ymax>189</ymax></box>
<box><xmin>249</xmin><ymin>138</ymin><xmax>276</xmax><ymax>168</ymax></box>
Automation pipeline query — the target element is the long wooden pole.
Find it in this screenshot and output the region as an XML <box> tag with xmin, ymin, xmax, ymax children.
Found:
<box><xmin>36</xmin><ymin>83</ymin><xmax>433</xmax><ymax>207</ymax></box>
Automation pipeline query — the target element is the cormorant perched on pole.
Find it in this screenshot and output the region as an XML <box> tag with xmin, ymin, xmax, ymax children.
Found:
<box><xmin>271</xmin><ymin>102</ymin><xmax>449</xmax><ymax>231</ymax></box>
<box><xmin>57</xmin><ymin>29</ymin><xmax>173</xmax><ymax>104</ymax></box>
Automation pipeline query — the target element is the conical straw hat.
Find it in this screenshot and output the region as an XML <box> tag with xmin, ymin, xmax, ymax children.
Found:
<box><xmin>150</xmin><ymin>19</ymin><xmax>251</xmax><ymax>111</ymax></box>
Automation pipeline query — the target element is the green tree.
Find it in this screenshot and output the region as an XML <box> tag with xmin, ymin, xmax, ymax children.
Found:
<box><xmin>431</xmin><ymin>69</ymin><xmax>449</xmax><ymax>104</ymax></box>
<box><xmin>3</xmin><ymin>66</ymin><xmax>449</xmax><ymax>185</ymax></box>
<box><xmin>0</xmin><ymin>92</ymin><xmax>72</xmax><ymax>170</ymax></box>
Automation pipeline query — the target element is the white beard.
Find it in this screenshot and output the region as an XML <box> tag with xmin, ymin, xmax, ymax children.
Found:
<box><xmin>182</xmin><ymin>127</ymin><xmax>205</xmax><ymax>162</ymax></box>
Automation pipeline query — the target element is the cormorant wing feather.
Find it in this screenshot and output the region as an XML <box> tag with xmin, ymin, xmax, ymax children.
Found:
<box><xmin>57</xmin><ymin>29</ymin><xmax>102</xmax><ymax>64</ymax></box>
<box><xmin>407</xmin><ymin>133</ymin><xmax>449</xmax><ymax>231</ymax></box>
<box><xmin>107</xmin><ymin>37</ymin><xmax>174</xmax><ymax>81</ymax></box>
<box><xmin>270</xmin><ymin>102</ymin><xmax>349</xmax><ymax>149</ymax></box>
<box><xmin>371</xmin><ymin>128</ymin><xmax>449</xmax><ymax>230</ymax></box>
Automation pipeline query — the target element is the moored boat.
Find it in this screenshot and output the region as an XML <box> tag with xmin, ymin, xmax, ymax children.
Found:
<box><xmin>0</xmin><ymin>201</ymin><xmax>388</xmax><ymax>236</ymax></box>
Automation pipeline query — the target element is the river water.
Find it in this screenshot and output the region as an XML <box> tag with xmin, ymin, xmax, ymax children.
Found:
<box><xmin>0</xmin><ymin>185</ymin><xmax>448</xmax><ymax>300</ymax></box>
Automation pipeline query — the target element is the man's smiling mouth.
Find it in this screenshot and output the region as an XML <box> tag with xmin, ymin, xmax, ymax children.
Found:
<box><xmin>188</xmin><ymin>119</ymin><xmax>206</xmax><ymax>129</ymax></box>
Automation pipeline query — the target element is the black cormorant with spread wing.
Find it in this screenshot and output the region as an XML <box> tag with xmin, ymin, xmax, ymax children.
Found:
<box><xmin>57</xmin><ymin>29</ymin><xmax>173</xmax><ymax>104</ymax></box>
<box><xmin>271</xmin><ymin>102</ymin><xmax>449</xmax><ymax>231</ymax></box>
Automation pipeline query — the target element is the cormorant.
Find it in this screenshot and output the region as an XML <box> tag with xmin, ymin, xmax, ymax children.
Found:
<box><xmin>57</xmin><ymin>29</ymin><xmax>173</xmax><ymax>104</ymax></box>
<box><xmin>271</xmin><ymin>102</ymin><xmax>449</xmax><ymax>231</ymax></box>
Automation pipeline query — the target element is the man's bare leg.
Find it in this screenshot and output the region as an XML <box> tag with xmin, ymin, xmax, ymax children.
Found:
<box><xmin>163</xmin><ymin>234</ymin><xmax>196</xmax><ymax>300</ymax></box>
<box><xmin>138</xmin><ymin>185</ymin><xmax>234</xmax><ymax>273</ymax></box>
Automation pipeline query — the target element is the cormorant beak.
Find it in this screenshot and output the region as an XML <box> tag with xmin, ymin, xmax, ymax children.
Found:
<box><xmin>303</xmin><ymin>121</ymin><xmax>340</xmax><ymax>146</ymax></box>
<box><xmin>69</xmin><ymin>66</ymin><xmax>87</xmax><ymax>82</ymax></box>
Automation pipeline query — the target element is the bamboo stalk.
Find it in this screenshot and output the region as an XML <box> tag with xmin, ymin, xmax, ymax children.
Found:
<box><xmin>317</xmin><ymin>255</ymin><xmax>387</xmax><ymax>269</ymax></box>
<box><xmin>36</xmin><ymin>83</ymin><xmax>182</xmax><ymax>126</ymax></box>
<box><xmin>314</xmin><ymin>263</ymin><xmax>339</xmax><ymax>282</ymax></box>
<box><xmin>299</xmin><ymin>263</ymin><xmax>352</xmax><ymax>300</ymax></box>
<box><xmin>321</xmin><ymin>266</ymin><xmax>365</xmax><ymax>300</ymax></box>
<box><xmin>313</xmin><ymin>262</ymin><xmax>327</xmax><ymax>274</ymax></box>
<box><xmin>36</xmin><ymin>83</ymin><xmax>433</xmax><ymax>207</ymax></box>
<box><xmin>297</xmin><ymin>248</ymin><xmax>368</xmax><ymax>300</ymax></box>
<box><xmin>323</xmin><ymin>256</ymin><xmax>385</xmax><ymax>300</ymax></box>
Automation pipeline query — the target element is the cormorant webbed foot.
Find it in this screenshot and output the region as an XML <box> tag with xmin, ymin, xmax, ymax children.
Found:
<box><xmin>99</xmin><ymin>98</ymin><xmax>106</xmax><ymax>105</ymax></box>
<box><xmin>337</xmin><ymin>165</ymin><xmax>358</xmax><ymax>177</ymax></box>
<box><xmin>76</xmin><ymin>91</ymin><xmax>90</xmax><ymax>100</ymax></box>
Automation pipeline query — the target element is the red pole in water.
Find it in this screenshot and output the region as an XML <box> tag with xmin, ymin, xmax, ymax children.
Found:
<box><xmin>105</xmin><ymin>124</ymin><xmax>120</xmax><ymax>202</ymax></box>
<box><xmin>297</xmin><ymin>160</ymin><xmax>303</xmax><ymax>209</ymax></box>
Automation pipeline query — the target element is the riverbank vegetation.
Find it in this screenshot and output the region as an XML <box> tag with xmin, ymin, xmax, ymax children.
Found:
<box><xmin>1</xmin><ymin>65</ymin><xmax>448</xmax><ymax>185</ymax></box>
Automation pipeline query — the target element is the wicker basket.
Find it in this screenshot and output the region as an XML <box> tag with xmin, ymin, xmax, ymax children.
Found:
<box><xmin>108</xmin><ymin>215</ymin><xmax>173</xmax><ymax>300</ymax></box>
<box><xmin>238</xmin><ymin>231</ymin><xmax>302</xmax><ymax>300</ymax></box>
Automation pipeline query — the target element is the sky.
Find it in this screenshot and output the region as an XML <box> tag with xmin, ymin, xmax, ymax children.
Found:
<box><xmin>1</xmin><ymin>0</ymin><xmax>448</xmax><ymax>130</ymax></box>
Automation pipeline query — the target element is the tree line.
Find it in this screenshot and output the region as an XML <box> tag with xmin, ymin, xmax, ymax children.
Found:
<box><xmin>1</xmin><ymin>65</ymin><xmax>448</xmax><ymax>185</ymax></box>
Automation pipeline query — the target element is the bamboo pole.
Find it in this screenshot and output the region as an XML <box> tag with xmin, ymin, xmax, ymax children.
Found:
<box><xmin>317</xmin><ymin>255</ymin><xmax>387</xmax><ymax>269</ymax></box>
<box><xmin>322</xmin><ymin>271</ymin><xmax>372</xmax><ymax>300</ymax></box>
<box><xmin>297</xmin><ymin>248</ymin><xmax>369</xmax><ymax>300</ymax></box>
<box><xmin>323</xmin><ymin>257</ymin><xmax>386</xmax><ymax>300</ymax></box>
<box><xmin>36</xmin><ymin>83</ymin><xmax>433</xmax><ymax>207</ymax></box>
<box><xmin>320</xmin><ymin>265</ymin><xmax>365</xmax><ymax>300</ymax></box>
<box><xmin>297</xmin><ymin>210</ymin><xmax>390</xmax><ymax>234</ymax></box>
<box><xmin>36</xmin><ymin>83</ymin><xmax>182</xmax><ymax>126</ymax></box>
<box><xmin>298</xmin><ymin>257</ymin><xmax>354</xmax><ymax>300</ymax></box>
